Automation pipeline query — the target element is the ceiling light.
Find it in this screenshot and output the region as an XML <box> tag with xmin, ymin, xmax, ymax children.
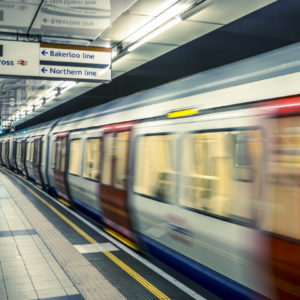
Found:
<box><xmin>124</xmin><ymin>3</ymin><xmax>190</xmax><ymax>44</ymax></box>
<box><xmin>61</xmin><ymin>81</ymin><xmax>77</xmax><ymax>94</ymax></box>
<box><xmin>98</xmin><ymin>67</ymin><xmax>110</xmax><ymax>76</ymax></box>
<box><xmin>27</xmin><ymin>105</ymin><xmax>34</xmax><ymax>113</ymax></box>
<box><xmin>112</xmin><ymin>48</ymin><xmax>118</xmax><ymax>59</ymax></box>
<box><xmin>128</xmin><ymin>17</ymin><xmax>181</xmax><ymax>52</ymax></box>
<box><xmin>59</xmin><ymin>81</ymin><xmax>76</xmax><ymax>89</ymax></box>
<box><xmin>35</xmin><ymin>103</ymin><xmax>42</xmax><ymax>109</ymax></box>
<box><xmin>42</xmin><ymin>36</ymin><xmax>91</xmax><ymax>46</ymax></box>
<box><xmin>151</xmin><ymin>0</ymin><xmax>179</xmax><ymax>16</ymax></box>
<box><xmin>45</xmin><ymin>95</ymin><xmax>56</xmax><ymax>103</ymax></box>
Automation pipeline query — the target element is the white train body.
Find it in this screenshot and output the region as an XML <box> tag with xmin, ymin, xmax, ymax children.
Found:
<box><xmin>1</xmin><ymin>43</ymin><xmax>300</xmax><ymax>299</ymax></box>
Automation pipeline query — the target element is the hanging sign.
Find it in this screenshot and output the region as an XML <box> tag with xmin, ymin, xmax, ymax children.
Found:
<box><xmin>0</xmin><ymin>40</ymin><xmax>111</xmax><ymax>82</ymax></box>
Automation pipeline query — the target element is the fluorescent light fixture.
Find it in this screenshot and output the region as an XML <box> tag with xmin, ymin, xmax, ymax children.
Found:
<box><xmin>34</xmin><ymin>98</ymin><xmax>43</xmax><ymax>109</ymax></box>
<box><xmin>61</xmin><ymin>81</ymin><xmax>77</xmax><ymax>94</ymax></box>
<box><xmin>42</xmin><ymin>36</ymin><xmax>91</xmax><ymax>46</ymax></box>
<box><xmin>44</xmin><ymin>85</ymin><xmax>58</xmax><ymax>97</ymax></box>
<box><xmin>27</xmin><ymin>105</ymin><xmax>34</xmax><ymax>113</ymax></box>
<box><xmin>45</xmin><ymin>90</ymin><xmax>57</xmax><ymax>99</ymax></box>
<box><xmin>112</xmin><ymin>48</ymin><xmax>118</xmax><ymax>59</ymax></box>
<box><xmin>45</xmin><ymin>95</ymin><xmax>56</xmax><ymax>103</ymax></box>
<box><xmin>124</xmin><ymin>3</ymin><xmax>190</xmax><ymax>44</ymax></box>
<box><xmin>98</xmin><ymin>66</ymin><xmax>110</xmax><ymax>76</ymax></box>
<box><xmin>151</xmin><ymin>0</ymin><xmax>179</xmax><ymax>16</ymax></box>
<box><xmin>59</xmin><ymin>81</ymin><xmax>74</xmax><ymax>89</ymax></box>
<box><xmin>128</xmin><ymin>17</ymin><xmax>181</xmax><ymax>52</ymax></box>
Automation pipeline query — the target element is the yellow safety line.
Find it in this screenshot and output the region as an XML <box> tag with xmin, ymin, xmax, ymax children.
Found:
<box><xmin>3</xmin><ymin>169</ymin><xmax>170</xmax><ymax>300</ymax></box>
<box><xmin>57</xmin><ymin>197</ymin><xmax>72</xmax><ymax>207</ymax></box>
<box><xmin>104</xmin><ymin>251</ymin><xmax>170</xmax><ymax>300</ymax></box>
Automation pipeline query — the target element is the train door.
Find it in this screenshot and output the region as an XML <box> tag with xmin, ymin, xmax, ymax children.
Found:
<box><xmin>33</xmin><ymin>136</ymin><xmax>44</xmax><ymax>187</ymax></box>
<box><xmin>53</xmin><ymin>132</ymin><xmax>71</xmax><ymax>205</ymax></box>
<box><xmin>20</xmin><ymin>138</ymin><xmax>28</xmax><ymax>176</ymax></box>
<box><xmin>12</xmin><ymin>139</ymin><xmax>17</xmax><ymax>170</ymax></box>
<box><xmin>0</xmin><ymin>141</ymin><xmax>3</xmax><ymax>166</ymax></box>
<box><xmin>99</xmin><ymin>122</ymin><xmax>136</xmax><ymax>248</ymax></box>
<box><xmin>4</xmin><ymin>140</ymin><xmax>9</xmax><ymax>167</ymax></box>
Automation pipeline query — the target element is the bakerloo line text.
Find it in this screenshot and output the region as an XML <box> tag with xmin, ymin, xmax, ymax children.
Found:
<box><xmin>49</xmin><ymin>67</ymin><xmax>96</xmax><ymax>76</ymax></box>
<box><xmin>49</xmin><ymin>50</ymin><xmax>95</xmax><ymax>59</ymax></box>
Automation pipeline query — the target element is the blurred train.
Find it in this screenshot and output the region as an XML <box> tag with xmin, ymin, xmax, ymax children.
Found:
<box><xmin>1</xmin><ymin>42</ymin><xmax>300</xmax><ymax>299</ymax></box>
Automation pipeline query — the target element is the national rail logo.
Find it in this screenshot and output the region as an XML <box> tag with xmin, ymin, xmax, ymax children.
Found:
<box><xmin>17</xmin><ymin>59</ymin><xmax>28</xmax><ymax>66</ymax></box>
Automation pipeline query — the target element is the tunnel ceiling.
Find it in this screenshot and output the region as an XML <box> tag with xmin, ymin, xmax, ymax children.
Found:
<box><xmin>0</xmin><ymin>0</ymin><xmax>299</xmax><ymax>130</ymax></box>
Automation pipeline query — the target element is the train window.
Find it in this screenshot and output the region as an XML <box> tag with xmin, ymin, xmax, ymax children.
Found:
<box><xmin>69</xmin><ymin>139</ymin><xmax>82</xmax><ymax>176</ymax></box>
<box><xmin>26</xmin><ymin>142</ymin><xmax>30</xmax><ymax>161</ymax></box>
<box><xmin>114</xmin><ymin>131</ymin><xmax>129</xmax><ymax>189</ymax></box>
<box><xmin>102</xmin><ymin>132</ymin><xmax>113</xmax><ymax>185</ymax></box>
<box><xmin>235</xmin><ymin>133</ymin><xmax>251</xmax><ymax>167</ymax></box>
<box><xmin>181</xmin><ymin>130</ymin><xmax>261</xmax><ymax>222</ymax></box>
<box><xmin>133</xmin><ymin>134</ymin><xmax>178</xmax><ymax>203</ymax></box>
<box><xmin>83</xmin><ymin>138</ymin><xmax>101</xmax><ymax>181</ymax></box>
<box><xmin>60</xmin><ymin>137</ymin><xmax>67</xmax><ymax>172</ymax></box>
<box><xmin>181</xmin><ymin>132</ymin><xmax>233</xmax><ymax>216</ymax></box>
<box><xmin>261</xmin><ymin>116</ymin><xmax>300</xmax><ymax>240</ymax></box>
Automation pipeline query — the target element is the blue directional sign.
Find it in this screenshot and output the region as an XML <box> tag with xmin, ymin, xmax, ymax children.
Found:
<box><xmin>0</xmin><ymin>40</ymin><xmax>111</xmax><ymax>82</ymax></box>
<box><xmin>39</xmin><ymin>43</ymin><xmax>111</xmax><ymax>81</ymax></box>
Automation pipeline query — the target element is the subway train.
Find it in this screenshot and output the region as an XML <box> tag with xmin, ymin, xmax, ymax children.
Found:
<box><xmin>1</xmin><ymin>42</ymin><xmax>300</xmax><ymax>299</ymax></box>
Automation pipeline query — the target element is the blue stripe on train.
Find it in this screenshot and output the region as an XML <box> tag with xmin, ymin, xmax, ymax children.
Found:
<box><xmin>72</xmin><ymin>198</ymin><xmax>102</xmax><ymax>223</ymax></box>
<box><xmin>138</xmin><ymin>234</ymin><xmax>263</xmax><ymax>300</ymax></box>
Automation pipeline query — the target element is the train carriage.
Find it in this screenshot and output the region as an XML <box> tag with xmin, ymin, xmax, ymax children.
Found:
<box><xmin>1</xmin><ymin>43</ymin><xmax>299</xmax><ymax>299</ymax></box>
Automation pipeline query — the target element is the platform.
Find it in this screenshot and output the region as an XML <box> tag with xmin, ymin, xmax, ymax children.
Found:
<box><xmin>0</xmin><ymin>168</ymin><xmax>217</xmax><ymax>300</ymax></box>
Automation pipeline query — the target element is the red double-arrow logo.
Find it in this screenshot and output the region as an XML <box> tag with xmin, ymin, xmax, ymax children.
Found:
<box><xmin>17</xmin><ymin>59</ymin><xmax>28</xmax><ymax>66</ymax></box>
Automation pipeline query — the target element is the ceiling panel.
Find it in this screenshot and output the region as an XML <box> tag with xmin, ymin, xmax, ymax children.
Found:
<box><xmin>0</xmin><ymin>2</ymin><xmax>39</xmax><ymax>33</ymax></box>
<box><xmin>112</xmin><ymin>71</ymin><xmax>126</xmax><ymax>79</ymax></box>
<box><xmin>127</xmin><ymin>0</ymin><xmax>178</xmax><ymax>16</ymax></box>
<box><xmin>110</xmin><ymin>0</ymin><xmax>138</xmax><ymax>22</ymax></box>
<box><xmin>188</xmin><ymin>0</ymin><xmax>276</xmax><ymax>24</ymax></box>
<box><xmin>100</xmin><ymin>13</ymin><xmax>152</xmax><ymax>42</ymax></box>
<box><xmin>150</xmin><ymin>20</ymin><xmax>221</xmax><ymax>45</ymax></box>
<box><xmin>40</xmin><ymin>0</ymin><xmax>111</xmax><ymax>40</ymax></box>
<box><xmin>30</xmin><ymin>0</ymin><xmax>138</xmax><ymax>41</ymax></box>
<box><xmin>10</xmin><ymin>1</ymin><xmax>41</xmax><ymax>4</ymax></box>
<box><xmin>126</xmin><ymin>43</ymin><xmax>178</xmax><ymax>61</ymax></box>
<box><xmin>112</xmin><ymin>57</ymin><xmax>146</xmax><ymax>72</ymax></box>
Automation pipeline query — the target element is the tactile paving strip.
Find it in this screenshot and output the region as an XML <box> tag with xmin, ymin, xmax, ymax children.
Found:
<box><xmin>0</xmin><ymin>172</ymin><xmax>126</xmax><ymax>300</ymax></box>
<box><xmin>74</xmin><ymin>243</ymin><xmax>119</xmax><ymax>253</ymax></box>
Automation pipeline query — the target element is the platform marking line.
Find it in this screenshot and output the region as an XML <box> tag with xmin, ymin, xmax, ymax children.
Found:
<box><xmin>3</xmin><ymin>169</ymin><xmax>171</xmax><ymax>300</ymax></box>
<box><xmin>3</xmin><ymin>169</ymin><xmax>205</xmax><ymax>300</ymax></box>
<box><xmin>74</xmin><ymin>243</ymin><xmax>119</xmax><ymax>253</ymax></box>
